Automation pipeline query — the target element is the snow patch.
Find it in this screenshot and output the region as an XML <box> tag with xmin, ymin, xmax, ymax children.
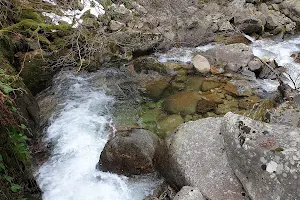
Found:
<box><xmin>42</xmin><ymin>0</ymin><xmax>105</xmax><ymax>28</ymax></box>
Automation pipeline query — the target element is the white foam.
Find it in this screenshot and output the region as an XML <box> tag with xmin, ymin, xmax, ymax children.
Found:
<box><xmin>37</xmin><ymin>71</ymin><xmax>162</xmax><ymax>200</ymax></box>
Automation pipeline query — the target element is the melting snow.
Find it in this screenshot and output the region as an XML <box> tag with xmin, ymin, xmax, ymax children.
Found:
<box><xmin>42</xmin><ymin>0</ymin><xmax>105</xmax><ymax>28</ymax></box>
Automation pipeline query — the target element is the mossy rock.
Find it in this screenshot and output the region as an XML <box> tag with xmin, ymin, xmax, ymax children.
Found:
<box><xmin>225</xmin><ymin>34</ymin><xmax>252</xmax><ymax>45</ymax></box>
<box><xmin>238</xmin><ymin>96</ymin><xmax>260</xmax><ymax>109</ymax></box>
<box><xmin>185</xmin><ymin>76</ymin><xmax>206</xmax><ymax>91</ymax></box>
<box><xmin>201</xmin><ymin>80</ymin><xmax>223</xmax><ymax>92</ymax></box>
<box><xmin>215</xmin><ymin>100</ymin><xmax>239</xmax><ymax>115</ymax></box>
<box><xmin>157</xmin><ymin>114</ymin><xmax>184</xmax><ymax>138</ymax></box>
<box><xmin>242</xmin><ymin>99</ymin><xmax>275</xmax><ymax>121</ymax></box>
<box><xmin>133</xmin><ymin>57</ymin><xmax>167</xmax><ymax>74</ymax></box>
<box><xmin>143</xmin><ymin>77</ymin><xmax>172</xmax><ymax>100</ymax></box>
<box><xmin>196</xmin><ymin>97</ymin><xmax>217</xmax><ymax>114</ymax></box>
<box><xmin>163</xmin><ymin>91</ymin><xmax>202</xmax><ymax>115</ymax></box>
<box><xmin>203</xmin><ymin>92</ymin><xmax>224</xmax><ymax>104</ymax></box>
<box><xmin>19</xmin><ymin>51</ymin><xmax>55</xmax><ymax>95</ymax></box>
<box><xmin>164</xmin><ymin>62</ymin><xmax>193</xmax><ymax>74</ymax></box>
<box><xmin>224</xmin><ymin>82</ymin><xmax>252</xmax><ymax>97</ymax></box>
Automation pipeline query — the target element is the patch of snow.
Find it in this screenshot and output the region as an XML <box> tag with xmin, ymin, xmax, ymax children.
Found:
<box><xmin>43</xmin><ymin>0</ymin><xmax>57</xmax><ymax>5</ymax></box>
<box><xmin>42</xmin><ymin>0</ymin><xmax>105</xmax><ymax>28</ymax></box>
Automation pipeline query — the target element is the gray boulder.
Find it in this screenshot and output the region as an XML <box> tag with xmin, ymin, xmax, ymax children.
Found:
<box><xmin>222</xmin><ymin>112</ymin><xmax>300</xmax><ymax>200</ymax></box>
<box><xmin>99</xmin><ymin>129</ymin><xmax>161</xmax><ymax>175</ymax></box>
<box><xmin>173</xmin><ymin>186</ymin><xmax>204</xmax><ymax>200</ymax></box>
<box><xmin>234</xmin><ymin>11</ymin><xmax>263</xmax><ymax>34</ymax></box>
<box><xmin>205</xmin><ymin>43</ymin><xmax>254</xmax><ymax>72</ymax></box>
<box><xmin>156</xmin><ymin>118</ymin><xmax>247</xmax><ymax>200</ymax></box>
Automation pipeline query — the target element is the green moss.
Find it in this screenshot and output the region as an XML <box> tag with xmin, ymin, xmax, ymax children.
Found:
<box><xmin>19</xmin><ymin>9</ymin><xmax>44</xmax><ymax>23</ymax></box>
<box><xmin>0</xmin><ymin>19</ymin><xmax>72</xmax><ymax>34</ymax></box>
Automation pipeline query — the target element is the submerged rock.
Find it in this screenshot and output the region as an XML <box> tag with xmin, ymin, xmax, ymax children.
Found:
<box><xmin>163</xmin><ymin>91</ymin><xmax>202</xmax><ymax>115</ymax></box>
<box><xmin>157</xmin><ymin>114</ymin><xmax>184</xmax><ymax>138</ymax></box>
<box><xmin>156</xmin><ymin>118</ymin><xmax>247</xmax><ymax>200</ymax></box>
<box><xmin>99</xmin><ymin>129</ymin><xmax>161</xmax><ymax>175</ymax></box>
<box><xmin>222</xmin><ymin>113</ymin><xmax>300</xmax><ymax>200</ymax></box>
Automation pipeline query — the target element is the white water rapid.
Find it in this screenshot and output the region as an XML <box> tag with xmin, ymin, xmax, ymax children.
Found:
<box><xmin>37</xmin><ymin>71</ymin><xmax>162</xmax><ymax>200</ymax></box>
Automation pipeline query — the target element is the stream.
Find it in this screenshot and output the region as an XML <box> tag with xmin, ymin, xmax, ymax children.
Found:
<box><xmin>36</xmin><ymin>70</ymin><xmax>162</xmax><ymax>200</ymax></box>
<box><xmin>36</xmin><ymin>35</ymin><xmax>300</xmax><ymax>200</ymax></box>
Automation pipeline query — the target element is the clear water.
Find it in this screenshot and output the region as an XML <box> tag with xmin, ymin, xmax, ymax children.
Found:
<box><xmin>37</xmin><ymin>71</ymin><xmax>162</xmax><ymax>200</ymax></box>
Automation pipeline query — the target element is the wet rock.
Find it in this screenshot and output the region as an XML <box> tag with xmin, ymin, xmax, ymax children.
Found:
<box><xmin>185</xmin><ymin>77</ymin><xmax>206</xmax><ymax>91</ymax></box>
<box><xmin>222</xmin><ymin>112</ymin><xmax>300</xmax><ymax>200</ymax></box>
<box><xmin>157</xmin><ymin>114</ymin><xmax>184</xmax><ymax>138</ymax></box>
<box><xmin>196</xmin><ymin>97</ymin><xmax>217</xmax><ymax>114</ymax></box>
<box><xmin>133</xmin><ymin>57</ymin><xmax>167</xmax><ymax>74</ymax></box>
<box><xmin>203</xmin><ymin>92</ymin><xmax>224</xmax><ymax>104</ymax></box>
<box><xmin>143</xmin><ymin>77</ymin><xmax>172</xmax><ymax>100</ymax></box>
<box><xmin>173</xmin><ymin>186</ymin><xmax>204</xmax><ymax>200</ymax></box>
<box><xmin>163</xmin><ymin>91</ymin><xmax>202</xmax><ymax>115</ymax></box>
<box><xmin>99</xmin><ymin>129</ymin><xmax>161</xmax><ymax>175</ymax></box>
<box><xmin>192</xmin><ymin>55</ymin><xmax>210</xmax><ymax>74</ymax></box>
<box><xmin>215</xmin><ymin>100</ymin><xmax>239</xmax><ymax>115</ymax></box>
<box><xmin>156</xmin><ymin>118</ymin><xmax>247</xmax><ymax>200</ymax></box>
<box><xmin>224</xmin><ymin>81</ymin><xmax>252</xmax><ymax>97</ymax></box>
<box><xmin>201</xmin><ymin>80</ymin><xmax>222</xmax><ymax>92</ymax></box>
<box><xmin>238</xmin><ymin>96</ymin><xmax>260</xmax><ymax>109</ymax></box>
<box><xmin>248</xmin><ymin>58</ymin><xmax>263</xmax><ymax>72</ymax></box>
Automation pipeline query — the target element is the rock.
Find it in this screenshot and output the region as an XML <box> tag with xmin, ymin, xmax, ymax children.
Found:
<box><xmin>248</xmin><ymin>58</ymin><xmax>262</xmax><ymax>71</ymax></box>
<box><xmin>234</xmin><ymin>11</ymin><xmax>263</xmax><ymax>35</ymax></box>
<box><xmin>156</xmin><ymin>118</ymin><xmax>247</xmax><ymax>200</ymax></box>
<box><xmin>201</xmin><ymin>80</ymin><xmax>222</xmax><ymax>92</ymax></box>
<box><xmin>215</xmin><ymin>100</ymin><xmax>239</xmax><ymax>115</ymax></box>
<box><xmin>109</xmin><ymin>20</ymin><xmax>125</xmax><ymax>31</ymax></box>
<box><xmin>238</xmin><ymin>96</ymin><xmax>260</xmax><ymax>109</ymax></box>
<box><xmin>133</xmin><ymin>57</ymin><xmax>167</xmax><ymax>74</ymax></box>
<box><xmin>224</xmin><ymin>81</ymin><xmax>252</xmax><ymax>97</ymax></box>
<box><xmin>192</xmin><ymin>55</ymin><xmax>211</xmax><ymax>74</ymax></box>
<box><xmin>157</xmin><ymin>114</ymin><xmax>184</xmax><ymax>138</ymax></box>
<box><xmin>219</xmin><ymin>21</ymin><xmax>235</xmax><ymax>32</ymax></box>
<box><xmin>196</xmin><ymin>97</ymin><xmax>217</xmax><ymax>114</ymax></box>
<box><xmin>222</xmin><ymin>112</ymin><xmax>300</xmax><ymax>200</ymax></box>
<box><xmin>185</xmin><ymin>77</ymin><xmax>205</xmax><ymax>91</ymax></box>
<box><xmin>203</xmin><ymin>92</ymin><xmax>224</xmax><ymax>104</ymax></box>
<box><xmin>143</xmin><ymin>77</ymin><xmax>172</xmax><ymax>100</ymax></box>
<box><xmin>206</xmin><ymin>44</ymin><xmax>254</xmax><ymax>72</ymax></box>
<box><xmin>163</xmin><ymin>91</ymin><xmax>202</xmax><ymax>115</ymax></box>
<box><xmin>99</xmin><ymin>129</ymin><xmax>161</xmax><ymax>175</ymax></box>
<box><xmin>281</xmin><ymin>0</ymin><xmax>300</xmax><ymax>28</ymax></box>
<box><xmin>173</xmin><ymin>186</ymin><xmax>204</xmax><ymax>200</ymax></box>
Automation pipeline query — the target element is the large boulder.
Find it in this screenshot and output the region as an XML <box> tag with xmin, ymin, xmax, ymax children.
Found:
<box><xmin>173</xmin><ymin>186</ymin><xmax>204</xmax><ymax>200</ymax></box>
<box><xmin>222</xmin><ymin>112</ymin><xmax>300</xmax><ymax>200</ymax></box>
<box><xmin>205</xmin><ymin>44</ymin><xmax>254</xmax><ymax>72</ymax></box>
<box><xmin>156</xmin><ymin>118</ymin><xmax>247</xmax><ymax>200</ymax></box>
<box><xmin>281</xmin><ymin>0</ymin><xmax>300</xmax><ymax>28</ymax></box>
<box><xmin>99</xmin><ymin>129</ymin><xmax>161</xmax><ymax>175</ymax></box>
<box><xmin>233</xmin><ymin>11</ymin><xmax>264</xmax><ymax>35</ymax></box>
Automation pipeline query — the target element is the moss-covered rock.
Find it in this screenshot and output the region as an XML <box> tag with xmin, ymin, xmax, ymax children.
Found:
<box><xmin>157</xmin><ymin>114</ymin><xmax>184</xmax><ymax>138</ymax></box>
<box><xmin>224</xmin><ymin>81</ymin><xmax>252</xmax><ymax>97</ymax></box>
<box><xmin>143</xmin><ymin>77</ymin><xmax>172</xmax><ymax>100</ymax></box>
<box><xmin>163</xmin><ymin>91</ymin><xmax>202</xmax><ymax>115</ymax></box>
<box><xmin>19</xmin><ymin>51</ymin><xmax>55</xmax><ymax>95</ymax></box>
<box><xmin>238</xmin><ymin>96</ymin><xmax>260</xmax><ymax>109</ymax></box>
<box><xmin>133</xmin><ymin>57</ymin><xmax>167</xmax><ymax>74</ymax></box>
<box><xmin>185</xmin><ymin>76</ymin><xmax>206</xmax><ymax>91</ymax></box>
<box><xmin>203</xmin><ymin>92</ymin><xmax>224</xmax><ymax>104</ymax></box>
<box><xmin>215</xmin><ymin>100</ymin><xmax>239</xmax><ymax>115</ymax></box>
<box><xmin>196</xmin><ymin>97</ymin><xmax>217</xmax><ymax>114</ymax></box>
<box><xmin>201</xmin><ymin>80</ymin><xmax>223</xmax><ymax>92</ymax></box>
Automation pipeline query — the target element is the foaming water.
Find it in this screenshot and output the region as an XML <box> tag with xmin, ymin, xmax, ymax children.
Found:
<box><xmin>37</xmin><ymin>71</ymin><xmax>162</xmax><ymax>200</ymax></box>
<box><xmin>252</xmin><ymin>35</ymin><xmax>300</xmax><ymax>88</ymax></box>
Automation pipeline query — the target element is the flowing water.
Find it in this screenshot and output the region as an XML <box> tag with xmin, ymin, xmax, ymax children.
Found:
<box><xmin>36</xmin><ymin>35</ymin><xmax>300</xmax><ymax>200</ymax></box>
<box><xmin>37</xmin><ymin>70</ymin><xmax>162</xmax><ymax>200</ymax></box>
